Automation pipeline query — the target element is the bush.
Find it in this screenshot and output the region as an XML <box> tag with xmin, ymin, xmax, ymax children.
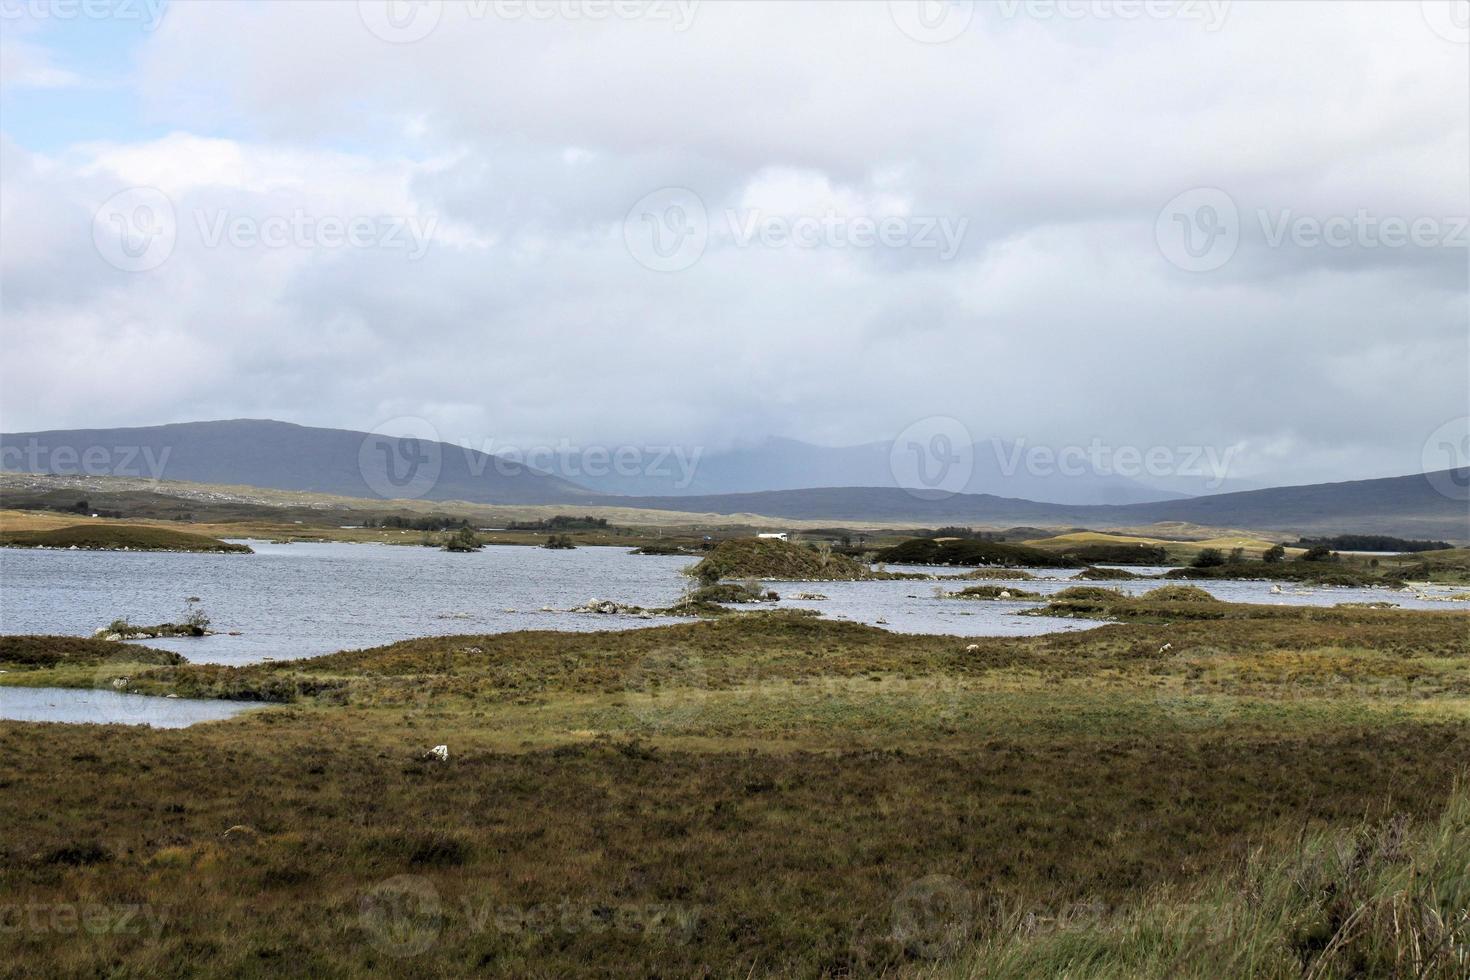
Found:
<box><xmin>1141</xmin><ymin>585</ymin><xmax>1220</xmax><ymax>603</ymax></box>
<box><xmin>1049</xmin><ymin>586</ymin><xmax>1128</xmax><ymax>602</ymax></box>
<box><xmin>1298</xmin><ymin>545</ymin><xmax>1340</xmax><ymax>563</ymax></box>
<box><xmin>875</xmin><ymin>538</ymin><xmax>1079</xmax><ymax>568</ymax></box>
<box><xmin>441</xmin><ymin>527</ymin><xmax>483</xmax><ymax>552</ymax></box>
<box><xmin>1262</xmin><ymin>544</ymin><xmax>1286</xmax><ymax>563</ymax></box>
<box><xmin>544</xmin><ymin>534</ymin><xmax>576</xmax><ymax>550</ymax></box>
<box><xmin>1191</xmin><ymin>548</ymin><xmax>1227</xmax><ymax>568</ymax></box>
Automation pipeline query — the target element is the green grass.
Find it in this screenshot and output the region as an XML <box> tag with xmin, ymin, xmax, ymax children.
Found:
<box><xmin>1</xmin><ymin>608</ymin><xmax>1467</xmax><ymax>976</ymax></box>
<box><xmin>875</xmin><ymin>538</ymin><xmax>1080</xmax><ymax>569</ymax></box>
<box><xmin>688</xmin><ymin>537</ymin><xmax>873</xmax><ymax>581</ymax></box>
<box><xmin>1164</xmin><ymin>561</ymin><xmax>1392</xmax><ymax>587</ymax></box>
<box><xmin>927</xmin><ymin>780</ymin><xmax>1470</xmax><ymax>979</ymax></box>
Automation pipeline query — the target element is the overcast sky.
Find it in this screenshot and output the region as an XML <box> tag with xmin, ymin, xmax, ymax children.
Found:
<box><xmin>1</xmin><ymin>0</ymin><xmax>1467</xmax><ymax>488</ymax></box>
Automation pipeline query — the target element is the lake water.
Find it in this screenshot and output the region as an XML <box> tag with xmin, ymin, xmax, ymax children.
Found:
<box><xmin>0</xmin><ymin>542</ymin><xmax>1457</xmax><ymax>667</ymax></box>
<box><xmin>0</xmin><ymin>686</ymin><xmax>264</xmax><ymax>727</ymax></box>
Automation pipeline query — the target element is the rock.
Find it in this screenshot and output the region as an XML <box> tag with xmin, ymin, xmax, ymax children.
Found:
<box><xmin>998</xmin><ymin>590</ymin><xmax>1012</xmax><ymax>599</ymax></box>
<box><xmin>111</xmin><ymin>677</ymin><xmax>129</xmax><ymax>690</ymax></box>
<box><xmin>165</xmin><ymin>694</ymin><xmax>179</xmax><ymax>699</ymax></box>
<box><xmin>965</xmin><ymin>643</ymin><xmax>980</xmax><ymax>652</ymax></box>
<box><xmin>791</xmin><ymin>592</ymin><xmax>828</xmax><ymax>601</ymax></box>
<box><xmin>221</xmin><ymin>825</ymin><xmax>259</xmax><ymax>845</ymax></box>
<box><xmin>425</xmin><ymin>744</ymin><xmax>449</xmax><ymax>763</ymax></box>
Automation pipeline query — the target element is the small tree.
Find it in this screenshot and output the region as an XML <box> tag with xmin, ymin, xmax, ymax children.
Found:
<box><xmin>1229</xmin><ymin>547</ymin><xmax>1245</xmax><ymax>564</ymax></box>
<box><xmin>1298</xmin><ymin>545</ymin><xmax>1338</xmax><ymax>563</ymax></box>
<box><xmin>1262</xmin><ymin>544</ymin><xmax>1286</xmax><ymax>563</ymax></box>
<box><xmin>182</xmin><ymin>597</ymin><xmax>210</xmax><ymax>634</ymax></box>
<box><xmin>442</xmin><ymin>527</ymin><xmax>482</xmax><ymax>552</ymax></box>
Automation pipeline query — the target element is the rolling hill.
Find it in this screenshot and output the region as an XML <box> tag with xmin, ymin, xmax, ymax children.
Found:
<box><xmin>0</xmin><ymin>420</ymin><xmax>598</xmax><ymax>506</ymax></box>
<box><xmin>3</xmin><ymin>420</ymin><xmax>1463</xmax><ymax>540</ymax></box>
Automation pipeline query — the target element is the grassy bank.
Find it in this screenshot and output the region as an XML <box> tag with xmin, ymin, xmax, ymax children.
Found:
<box><xmin>1</xmin><ymin>608</ymin><xmax>1466</xmax><ymax>976</ymax></box>
<box><xmin>0</xmin><ymin>523</ymin><xmax>252</xmax><ymax>553</ymax></box>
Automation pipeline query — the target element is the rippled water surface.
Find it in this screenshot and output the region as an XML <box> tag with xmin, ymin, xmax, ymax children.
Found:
<box><xmin>0</xmin><ymin>543</ymin><xmax>1457</xmax><ymax>668</ymax></box>
<box><xmin>0</xmin><ymin>686</ymin><xmax>264</xmax><ymax>727</ymax></box>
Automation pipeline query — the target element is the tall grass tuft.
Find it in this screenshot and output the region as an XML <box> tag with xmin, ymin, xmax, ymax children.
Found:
<box><xmin>927</xmin><ymin>779</ymin><xmax>1470</xmax><ymax>979</ymax></box>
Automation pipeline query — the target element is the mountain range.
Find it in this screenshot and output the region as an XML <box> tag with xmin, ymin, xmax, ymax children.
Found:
<box><xmin>2</xmin><ymin>419</ymin><xmax>1465</xmax><ymax>541</ymax></box>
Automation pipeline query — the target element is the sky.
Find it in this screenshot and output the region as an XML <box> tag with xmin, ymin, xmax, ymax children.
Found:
<box><xmin>1</xmin><ymin>0</ymin><xmax>1467</xmax><ymax>491</ymax></box>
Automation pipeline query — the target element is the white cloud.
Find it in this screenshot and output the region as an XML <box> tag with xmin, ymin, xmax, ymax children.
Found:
<box><xmin>0</xmin><ymin>0</ymin><xmax>1465</xmax><ymax>487</ymax></box>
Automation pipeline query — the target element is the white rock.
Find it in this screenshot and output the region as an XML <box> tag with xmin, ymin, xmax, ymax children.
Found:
<box><xmin>426</xmin><ymin>744</ymin><xmax>449</xmax><ymax>762</ymax></box>
<box><xmin>965</xmin><ymin>643</ymin><xmax>980</xmax><ymax>652</ymax></box>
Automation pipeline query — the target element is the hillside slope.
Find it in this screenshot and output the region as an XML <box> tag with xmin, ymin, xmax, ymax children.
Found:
<box><xmin>0</xmin><ymin>420</ymin><xmax>600</xmax><ymax>506</ymax></box>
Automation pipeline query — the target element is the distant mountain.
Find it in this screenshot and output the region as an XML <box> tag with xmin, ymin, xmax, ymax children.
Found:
<box><xmin>3</xmin><ymin>420</ymin><xmax>1462</xmax><ymax>541</ymax></box>
<box><xmin>0</xmin><ymin>420</ymin><xmax>598</xmax><ymax>505</ymax></box>
<box><xmin>614</xmin><ymin>470</ymin><xmax>1470</xmax><ymax>542</ymax></box>
<box><xmin>552</xmin><ymin>436</ymin><xmax>1255</xmax><ymax>504</ymax></box>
